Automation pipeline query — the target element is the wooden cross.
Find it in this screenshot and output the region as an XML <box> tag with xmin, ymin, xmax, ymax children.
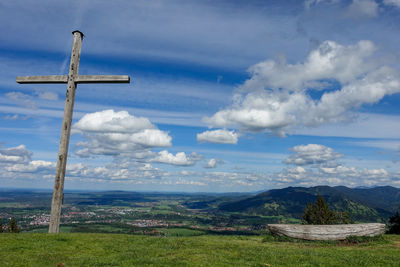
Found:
<box><xmin>16</xmin><ymin>31</ymin><xmax>130</xmax><ymax>233</ymax></box>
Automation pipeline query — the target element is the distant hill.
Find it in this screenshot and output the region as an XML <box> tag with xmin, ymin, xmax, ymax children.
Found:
<box><xmin>218</xmin><ymin>186</ymin><xmax>400</xmax><ymax>222</ymax></box>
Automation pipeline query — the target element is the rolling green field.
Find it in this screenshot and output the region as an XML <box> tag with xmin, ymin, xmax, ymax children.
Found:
<box><xmin>1</xmin><ymin>233</ymin><xmax>399</xmax><ymax>266</ymax></box>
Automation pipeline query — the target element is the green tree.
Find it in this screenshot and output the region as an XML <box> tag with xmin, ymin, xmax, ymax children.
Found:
<box><xmin>302</xmin><ymin>195</ymin><xmax>352</xmax><ymax>225</ymax></box>
<box><xmin>302</xmin><ymin>203</ymin><xmax>314</xmax><ymax>224</ymax></box>
<box><xmin>0</xmin><ymin>219</ymin><xmax>3</xmax><ymax>233</ymax></box>
<box><xmin>8</xmin><ymin>217</ymin><xmax>19</xmax><ymax>233</ymax></box>
<box><xmin>313</xmin><ymin>195</ymin><xmax>333</xmax><ymax>224</ymax></box>
<box><xmin>388</xmin><ymin>212</ymin><xmax>400</xmax><ymax>234</ymax></box>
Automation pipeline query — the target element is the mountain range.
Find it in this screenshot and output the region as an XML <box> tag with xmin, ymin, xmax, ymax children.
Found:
<box><xmin>218</xmin><ymin>186</ymin><xmax>400</xmax><ymax>222</ymax></box>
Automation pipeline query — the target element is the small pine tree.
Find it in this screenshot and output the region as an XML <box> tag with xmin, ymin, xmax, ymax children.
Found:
<box><xmin>313</xmin><ymin>195</ymin><xmax>334</xmax><ymax>224</ymax></box>
<box><xmin>8</xmin><ymin>217</ymin><xmax>19</xmax><ymax>233</ymax></box>
<box><xmin>0</xmin><ymin>219</ymin><xmax>3</xmax><ymax>233</ymax></box>
<box><xmin>388</xmin><ymin>212</ymin><xmax>400</xmax><ymax>234</ymax></box>
<box><xmin>302</xmin><ymin>195</ymin><xmax>351</xmax><ymax>225</ymax></box>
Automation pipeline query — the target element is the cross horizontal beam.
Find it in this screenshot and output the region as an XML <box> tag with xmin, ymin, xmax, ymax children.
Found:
<box><xmin>16</xmin><ymin>75</ymin><xmax>130</xmax><ymax>84</ymax></box>
<box><xmin>76</xmin><ymin>75</ymin><xmax>130</xmax><ymax>83</ymax></box>
<box><xmin>16</xmin><ymin>75</ymin><xmax>67</xmax><ymax>84</ymax></box>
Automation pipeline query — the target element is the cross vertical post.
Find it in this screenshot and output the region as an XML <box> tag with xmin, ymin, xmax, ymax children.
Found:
<box><xmin>48</xmin><ymin>31</ymin><xmax>82</xmax><ymax>233</ymax></box>
<box><xmin>16</xmin><ymin>30</ymin><xmax>130</xmax><ymax>233</ymax></box>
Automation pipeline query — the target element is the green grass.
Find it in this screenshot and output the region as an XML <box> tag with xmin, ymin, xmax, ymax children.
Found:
<box><xmin>159</xmin><ymin>228</ymin><xmax>205</xmax><ymax>237</ymax></box>
<box><xmin>0</xmin><ymin>233</ymin><xmax>399</xmax><ymax>266</ymax></box>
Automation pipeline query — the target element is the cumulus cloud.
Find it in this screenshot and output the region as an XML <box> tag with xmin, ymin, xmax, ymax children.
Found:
<box><xmin>0</xmin><ymin>145</ymin><xmax>32</xmax><ymax>163</ymax></box>
<box><xmin>285</xmin><ymin>144</ymin><xmax>343</xmax><ymax>166</ymax></box>
<box><xmin>197</xmin><ymin>129</ymin><xmax>238</xmax><ymax>144</ymax></box>
<box><xmin>0</xmin><ymin>143</ymin><xmax>173</xmax><ymax>182</ymax></box>
<box><xmin>275</xmin><ymin>143</ymin><xmax>396</xmax><ymax>187</ymax></box>
<box><xmin>240</xmin><ymin>40</ymin><xmax>376</xmax><ymax>91</ymax></box>
<box><xmin>0</xmin><ymin>144</ymin><xmax>57</xmax><ymax>181</ymax></box>
<box><xmin>204</xmin><ymin>40</ymin><xmax>400</xmax><ymax>136</ymax></box>
<box><xmin>73</xmin><ymin>110</ymin><xmax>201</xmax><ymax>167</ymax></box>
<box><xmin>73</xmin><ymin>109</ymin><xmax>155</xmax><ymax>133</ymax></box>
<box><xmin>276</xmin><ymin>163</ymin><xmax>393</xmax><ymax>187</ymax></box>
<box><xmin>152</xmin><ymin>150</ymin><xmax>200</xmax><ymax>166</ymax></box>
<box><xmin>73</xmin><ymin>110</ymin><xmax>172</xmax><ymax>157</ymax></box>
<box><xmin>6</xmin><ymin>160</ymin><xmax>55</xmax><ymax>173</ymax></box>
<box><xmin>64</xmin><ymin>161</ymin><xmax>168</xmax><ymax>180</ymax></box>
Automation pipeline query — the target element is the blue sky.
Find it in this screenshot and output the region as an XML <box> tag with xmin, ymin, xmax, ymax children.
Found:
<box><xmin>0</xmin><ymin>0</ymin><xmax>399</xmax><ymax>192</ymax></box>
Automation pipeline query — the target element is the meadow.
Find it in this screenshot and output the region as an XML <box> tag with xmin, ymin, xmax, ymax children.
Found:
<box><xmin>1</xmin><ymin>233</ymin><xmax>399</xmax><ymax>266</ymax></box>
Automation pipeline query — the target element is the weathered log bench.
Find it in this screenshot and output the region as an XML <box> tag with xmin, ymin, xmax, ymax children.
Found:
<box><xmin>267</xmin><ymin>223</ymin><xmax>386</xmax><ymax>240</ymax></box>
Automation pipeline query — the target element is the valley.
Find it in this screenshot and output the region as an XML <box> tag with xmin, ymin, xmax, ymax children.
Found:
<box><xmin>1</xmin><ymin>185</ymin><xmax>399</xmax><ymax>235</ymax></box>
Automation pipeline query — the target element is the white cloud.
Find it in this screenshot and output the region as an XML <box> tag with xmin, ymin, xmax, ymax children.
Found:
<box><xmin>204</xmin><ymin>90</ymin><xmax>306</xmax><ymax>136</ymax></box>
<box><xmin>320</xmin><ymin>165</ymin><xmax>358</xmax><ymax>176</ymax></box>
<box><xmin>383</xmin><ymin>0</ymin><xmax>400</xmax><ymax>7</ymax></box>
<box><xmin>152</xmin><ymin>150</ymin><xmax>200</xmax><ymax>166</ymax></box>
<box><xmin>68</xmin><ymin>161</ymin><xmax>169</xmax><ymax>180</ymax></box>
<box><xmin>130</xmin><ymin>129</ymin><xmax>172</xmax><ymax>147</ymax></box>
<box><xmin>0</xmin><ymin>144</ymin><xmax>32</xmax><ymax>163</ymax></box>
<box><xmin>37</xmin><ymin>91</ymin><xmax>58</xmax><ymax>101</ymax></box>
<box><xmin>348</xmin><ymin>0</ymin><xmax>379</xmax><ymax>17</ymax></box>
<box><xmin>6</xmin><ymin>160</ymin><xmax>55</xmax><ymax>173</ymax></box>
<box><xmin>276</xmin><ymin>144</ymin><xmax>395</xmax><ymax>187</ymax></box>
<box><xmin>204</xmin><ymin>40</ymin><xmax>400</xmax><ymax>136</ymax></box>
<box><xmin>4</xmin><ymin>114</ymin><xmax>19</xmax><ymax>120</ymax></box>
<box><xmin>175</xmin><ymin>178</ymin><xmax>206</xmax><ymax>186</ymax></box>
<box><xmin>285</xmin><ymin>144</ymin><xmax>343</xmax><ymax>165</ymax></box>
<box><xmin>73</xmin><ymin>110</ymin><xmax>172</xmax><ymax>157</ymax></box>
<box><xmin>205</xmin><ymin>158</ymin><xmax>217</xmax><ymax>168</ymax></box>
<box><xmin>180</xmin><ymin>170</ymin><xmax>195</xmax><ymax>176</ymax></box>
<box><xmin>73</xmin><ymin>109</ymin><xmax>155</xmax><ymax>133</ymax></box>
<box><xmin>277</xmin><ymin>164</ymin><xmax>393</xmax><ymax>187</ymax></box>
<box><xmin>5</xmin><ymin>92</ymin><xmax>37</xmax><ymax>109</ymax></box>
<box><xmin>197</xmin><ymin>129</ymin><xmax>238</xmax><ymax>144</ymax></box>
<box><xmin>0</xmin><ymin>145</ymin><xmax>57</xmax><ymax>181</ymax></box>
<box><xmin>239</xmin><ymin>40</ymin><xmax>376</xmax><ymax>91</ymax></box>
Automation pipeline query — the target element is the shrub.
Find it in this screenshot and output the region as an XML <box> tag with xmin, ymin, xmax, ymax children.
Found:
<box><xmin>8</xmin><ymin>217</ymin><xmax>19</xmax><ymax>233</ymax></box>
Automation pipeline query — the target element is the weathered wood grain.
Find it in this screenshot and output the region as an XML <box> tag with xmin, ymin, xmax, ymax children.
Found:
<box><xmin>76</xmin><ymin>75</ymin><xmax>130</xmax><ymax>83</ymax></box>
<box><xmin>16</xmin><ymin>75</ymin><xmax>68</xmax><ymax>84</ymax></box>
<box><xmin>16</xmin><ymin>75</ymin><xmax>130</xmax><ymax>84</ymax></box>
<box><xmin>48</xmin><ymin>31</ymin><xmax>83</xmax><ymax>234</ymax></box>
<box><xmin>268</xmin><ymin>223</ymin><xmax>386</xmax><ymax>240</ymax></box>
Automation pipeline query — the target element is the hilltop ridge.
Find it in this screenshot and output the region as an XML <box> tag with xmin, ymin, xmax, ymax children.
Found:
<box><xmin>218</xmin><ymin>185</ymin><xmax>400</xmax><ymax>222</ymax></box>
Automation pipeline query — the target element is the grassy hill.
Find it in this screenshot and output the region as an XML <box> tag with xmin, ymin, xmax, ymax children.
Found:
<box><xmin>1</xmin><ymin>233</ymin><xmax>400</xmax><ymax>266</ymax></box>
<box><xmin>218</xmin><ymin>186</ymin><xmax>400</xmax><ymax>222</ymax></box>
